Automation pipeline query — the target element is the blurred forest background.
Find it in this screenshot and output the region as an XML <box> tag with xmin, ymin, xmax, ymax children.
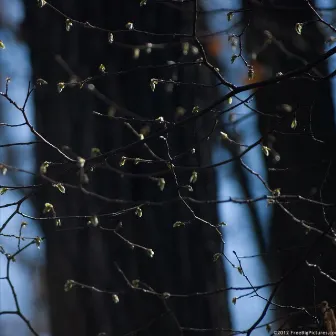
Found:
<box><xmin>1</xmin><ymin>0</ymin><xmax>336</xmax><ymax>335</ymax></box>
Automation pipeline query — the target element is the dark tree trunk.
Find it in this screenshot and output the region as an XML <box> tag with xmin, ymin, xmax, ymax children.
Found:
<box><xmin>243</xmin><ymin>0</ymin><xmax>336</xmax><ymax>330</ymax></box>
<box><xmin>22</xmin><ymin>1</ymin><xmax>230</xmax><ymax>335</ymax></box>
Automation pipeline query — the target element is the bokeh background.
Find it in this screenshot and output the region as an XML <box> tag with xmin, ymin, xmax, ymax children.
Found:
<box><xmin>1</xmin><ymin>0</ymin><xmax>336</xmax><ymax>335</ymax></box>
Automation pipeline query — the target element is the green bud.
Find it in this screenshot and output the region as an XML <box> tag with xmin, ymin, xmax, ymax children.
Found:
<box><xmin>147</xmin><ymin>248</ymin><xmax>154</xmax><ymax>258</ymax></box>
<box><xmin>40</xmin><ymin>161</ymin><xmax>50</xmax><ymax>174</ymax></box>
<box><xmin>64</xmin><ymin>279</ymin><xmax>74</xmax><ymax>292</ymax></box>
<box><xmin>119</xmin><ymin>156</ymin><xmax>127</xmax><ymax>166</ymax></box>
<box><xmin>150</xmin><ymin>78</ymin><xmax>158</xmax><ymax>92</ymax></box>
<box><xmin>57</xmin><ymin>82</ymin><xmax>65</xmax><ymax>93</ymax></box>
<box><xmin>36</xmin><ymin>78</ymin><xmax>48</xmax><ymax>85</ymax></box>
<box><xmin>108</xmin><ymin>32</ymin><xmax>114</xmax><ymax>43</ymax></box>
<box><xmin>66</xmin><ymin>19</ymin><xmax>73</xmax><ymax>32</ymax></box>
<box><xmin>295</xmin><ymin>23</ymin><xmax>303</xmax><ymax>35</ymax></box>
<box><xmin>53</xmin><ymin>183</ymin><xmax>65</xmax><ymax>194</ymax></box>
<box><xmin>135</xmin><ymin>207</ymin><xmax>142</xmax><ymax>218</ymax></box>
<box><xmin>126</xmin><ymin>22</ymin><xmax>134</xmax><ymax>30</ymax></box>
<box><xmin>158</xmin><ymin>178</ymin><xmax>166</xmax><ymax>191</ymax></box>
<box><xmin>231</xmin><ymin>54</ymin><xmax>238</xmax><ymax>64</ymax></box>
<box><xmin>192</xmin><ymin>106</ymin><xmax>199</xmax><ymax>114</ymax></box>
<box><xmin>99</xmin><ymin>64</ymin><xmax>106</xmax><ymax>73</ymax></box>
<box><xmin>173</xmin><ymin>221</ymin><xmax>185</xmax><ymax>228</ymax></box>
<box><xmin>91</xmin><ymin>147</ymin><xmax>102</xmax><ymax>157</ymax></box>
<box><xmin>112</xmin><ymin>294</ymin><xmax>120</xmax><ymax>303</ymax></box>
<box><xmin>227</xmin><ymin>12</ymin><xmax>234</xmax><ymax>21</ymax></box>
<box><xmin>190</xmin><ymin>171</ymin><xmax>198</xmax><ymax>184</ymax></box>
<box><xmin>0</xmin><ymin>188</ymin><xmax>8</xmax><ymax>195</ymax></box>
<box><xmin>43</xmin><ymin>203</ymin><xmax>54</xmax><ymax>214</ymax></box>
<box><xmin>262</xmin><ymin>146</ymin><xmax>271</xmax><ymax>157</ymax></box>
<box><xmin>213</xmin><ymin>253</ymin><xmax>221</xmax><ymax>262</ymax></box>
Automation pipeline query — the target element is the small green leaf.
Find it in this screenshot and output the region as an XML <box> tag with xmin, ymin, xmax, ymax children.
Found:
<box><xmin>64</xmin><ymin>279</ymin><xmax>74</xmax><ymax>292</ymax></box>
<box><xmin>77</xmin><ymin>157</ymin><xmax>85</xmax><ymax>168</ymax></box>
<box><xmin>132</xmin><ymin>279</ymin><xmax>140</xmax><ymax>287</ymax></box>
<box><xmin>91</xmin><ymin>147</ymin><xmax>101</xmax><ymax>157</ymax></box>
<box><xmin>0</xmin><ymin>166</ymin><xmax>7</xmax><ymax>175</ymax></box>
<box><xmin>273</xmin><ymin>188</ymin><xmax>281</xmax><ymax>197</ymax></box>
<box><xmin>0</xmin><ymin>40</ymin><xmax>5</xmax><ymax>49</ymax></box>
<box><xmin>146</xmin><ymin>42</ymin><xmax>153</xmax><ymax>54</ymax></box>
<box><xmin>145</xmin><ymin>43</ymin><xmax>152</xmax><ymax>55</ymax></box>
<box><xmin>135</xmin><ymin>207</ymin><xmax>142</xmax><ymax>218</ymax></box>
<box><xmin>248</xmin><ymin>65</ymin><xmax>254</xmax><ymax>80</ymax></box>
<box><xmin>228</xmin><ymin>97</ymin><xmax>233</xmax><ymax>105</ymax></box>
<box><xmin>227</xmin><ymin>11</ymin><xmax>234</xmax><ymax>21</ymax></box>
<box><xmin>34</xmin><ymin>236</ymin><xmax>42</xmax><ymax>249</ymax></box>
<box><xmin>89</xmin><ymin>215</ymin><xmax>99</xmax><ymax>227</ymax></box>
<box><xmin>40</xmin><ymin>161</ymin><xmax>50</xmax><ymax>174</ymax></box>
<box><xmin>43</xmin><ymin>203</ymin><xmax>54</xmax><ymax>214</ymax></box>
<box><xmin>65</xmin><ymin>19</ymin><xmax>73</xmax><ymax>32</ymax></box>
<box><xmin>190</xmin><ymin>171</ymin><xmax>198</xmax><ymax>184</ymax></box>
<box><xmin>55</xmin><ymin>219</ymin><xmax>62</xmax><ymax>226</ymax></box>
<box><xmin>192</xmin><ymin>106</ymin><xmax>199</xmax><ymax>114</ymax></box>
<box><xmin>167</xmin><ymin>162</ymin><xmax>174</xmax><ymax>170</ymax></box>
<box><xmin>119</xmin><ymin>156</ymin><xmax>127</xmax><ymax>166</ymax></box>
<box><xmin>173</xmin><ymin>221</ymin><xmax>185</xmax><ymax>228</ymax></box>
<box><xmin>99</xmin><ymin>64</ymin><xmax>106</xmax><ymax>73</ymax></box>
<box><xmin>182</xmin><ymin>42</ymin><xmax>189</xmax><ymax>55</ymax></box>
<box><xmin>232</xmin><ymin>297</ymin><xmax>237</xmax><ymax>305</ymax></box>
<box><xmin>295</xmin><ymin>23</ymin><xmax>303</xmax><ymax>35</ymax></box>
<box><xmin>140</xmin><ymin>0</ymin><xmax>147</xmax><ymax>6</ymax></box>
<box><xmin>220</xmin><ymin>131</ymin><xmax>229</xmax><ymax>141</ymax></box>
<box><xmin>147</xmin><ymin>248</ymin><xmax>154</xmax><ymax>258</ymax></box>
<box><xmin>53</xmin><ymin>183</ymin><xmax>65</xmax><ymax>194</ymax></box>
<box><xmin>36</xmin><ymin>78</ymin><xmax>48</xmax><ymax>85</ymax></box>
<box><xmin>112</xmin><ymin>294</ymin><xmax>119</xmax><ymax>303</ymax></box>
<box><xmin>37</xmin><ymin>0</ymin><xmax>46</xmax><ymax>8</ymax></box>
<box><xmin>262</xmin><ymin>145</ymin><xmax>271</xmax><ymax>157</ymax></box>
<box><xmin>108</xmin><ymin>32</ymin><xmax>114</xmax><ymax>43</ymax></box>
<box><xmin>150</xmin><ymin>78</ymin><xmax>158</xmax><ymax>92</ymax></box>
<box><xmin>266</xmin><ymin>324</ymin><xmax>272</xmax><ymax>333</ymax></box>
<box><xmin>186</xmin><ymin>185</ymin><xmax>193</xmax><ymax>192</ymax></box>
<box><xmin>126</xmin><ymin>22</ymin><xmax>134</xmax><ymax>30</ymax></box>
<box><xmin>57</xmin><ymin>82</ymin><xmax>65</xmax><ymax>93</ymax></box>
<box><xmin>0</xmin><ymin>187</ymin><xmax>8</xmax><ymax>195</ymax></box>
<box><xmin>231</xmin><ymin>54</ymin><xmax>238</xmax><ymax>64</ymax></box>
<box><xmin>158</xmin><ymin>178</ymin><xmax>166</xmax><ymax>191</ymax></box>
<box><xmin>213</xmin><ymin>253</ymin><xmax>221</xmax><ymax>262</ymax></box>
<box><xmin>291</xmin><ymin>118</ymin><xmax>298</xmax><ymax>129</ymax></box>
<box><xmin>133</xmin><ymin>48</ymin><xmax>140</xmax><ymax>59</ymax></box>
<box><xmin>237</xmin><ymin>266</ymin><xmax>243</xmax><ymax>275</ymax></box>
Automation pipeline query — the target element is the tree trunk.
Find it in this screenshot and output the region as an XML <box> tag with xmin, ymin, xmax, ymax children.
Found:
<box><xmin>244</xmin><ymin>0</ymin><xmax>336</xmax><ymax>330</ymax></box>
<box><xmin>22</xmin><ymin>1</ymin><xmax>231</xmax><ymax>335</ymax></box>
